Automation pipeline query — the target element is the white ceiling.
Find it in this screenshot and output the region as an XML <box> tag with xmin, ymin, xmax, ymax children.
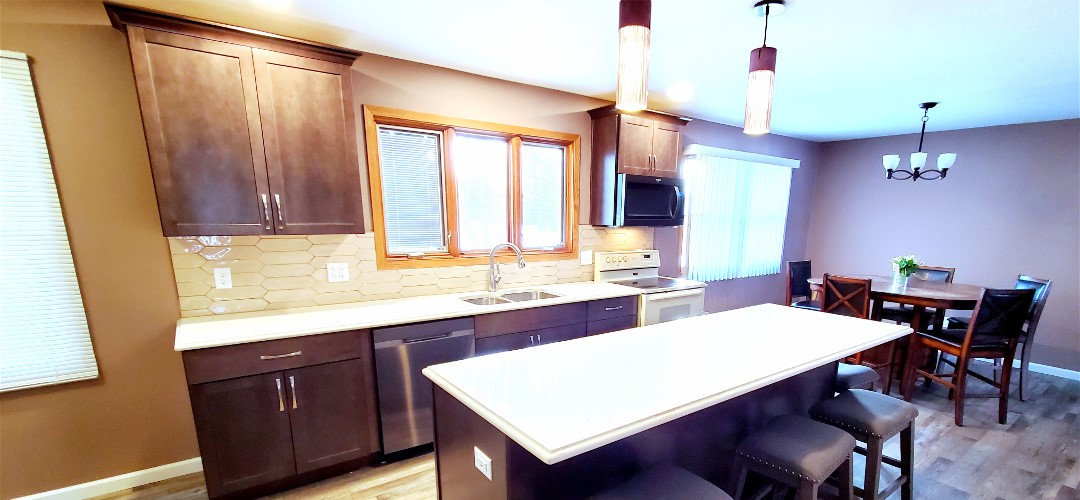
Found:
<box><xmin>43</xmin><ymin>0</ymin><xmax>1080</xmax><ymax>141</ymax></box>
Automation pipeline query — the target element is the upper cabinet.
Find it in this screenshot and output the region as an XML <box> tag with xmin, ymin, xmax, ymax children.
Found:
<box><xmin>588</xmin><ymin>105</ymin><xmax>690</xmax><ymax>179</ymax></box>
<box><xmin>106</xmin><ymin>4</ymin><xmax>365</xmax><ymax>236</ymax></box>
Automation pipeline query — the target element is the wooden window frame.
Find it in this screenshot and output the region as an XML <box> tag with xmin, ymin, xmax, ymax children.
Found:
<box><xmin>363</xmin><ymin>105</ymin><xmax>579</xmax><ymax>270</ymax></box>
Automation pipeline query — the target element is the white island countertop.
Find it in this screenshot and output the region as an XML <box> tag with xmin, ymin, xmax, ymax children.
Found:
<box><xmin>174</xmin><ymin>281</ymin><xmax>640</xmax><ymax>351</ymax></box>
<box><xmin>422</xmin><ymin>303</ymin><xmax>911</xmax><ymax>465</ymax></box>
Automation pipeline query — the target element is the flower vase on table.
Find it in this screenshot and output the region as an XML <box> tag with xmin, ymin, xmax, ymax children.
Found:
<box><xmin>891</xmin><ymin>254</ymin><xmax>921</xmax><ymax>289</ymax></box>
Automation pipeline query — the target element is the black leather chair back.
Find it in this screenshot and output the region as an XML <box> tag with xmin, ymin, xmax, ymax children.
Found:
<box><xmin>786</xmin><ymin>260</ymin><xmax>812</xmax><ymax>303</ymax></box>
<box><xmin>968</xmin><ymin>288</ymin><xmax>1036</xmax><ymax>340</ymax></box>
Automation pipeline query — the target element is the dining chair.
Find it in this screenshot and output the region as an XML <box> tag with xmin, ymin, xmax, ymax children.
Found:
<box><xmin>880</xmin><ymin>266</ymin><xmax>955</xmax><ymax>329</ymax></box>
<box><xmin>786</xmin><ymin>260</ymin><xmax>819</xmax><ymax>310</ymax></box>
<box><xmin>945</xmin><ymin>274</ymin><xmax>1052</xmax><ymax>401</ymax></box>
<box><xmin>908</xmin><ymin>287</ymin><xmax>1035</xmax><ymax>426</ymax></box>
<box><xmin>821</xmin><ymin>274</ymin><xmax>882</xmax><ymax>391</ymax></box>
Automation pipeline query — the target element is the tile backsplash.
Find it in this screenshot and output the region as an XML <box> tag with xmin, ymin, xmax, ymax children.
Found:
<box><xmin>169</xmin><ymin>225</ymin><xmax>654</xmax><ymax>317</ymax></box>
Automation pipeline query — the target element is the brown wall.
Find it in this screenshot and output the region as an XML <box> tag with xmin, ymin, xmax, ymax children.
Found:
<box><xmin>0</xmin><ymin>23</ymin><xmax>198</xmax><ymax>499</ymax></box>
<box><xmin>806</xmin><ymin>119</ymin><xmax>1080</xmax><ymax>371</ymax></box>
<box><xmin>655</xmin><ymin>120</ymin><xmax>823</xmax><ymax>313</ymax></box>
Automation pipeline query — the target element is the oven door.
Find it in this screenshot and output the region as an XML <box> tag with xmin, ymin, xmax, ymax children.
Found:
<box><xmin>639</xmin><ymin>287</ymin><xmax>705</xmax><ymax>326</ymax></box>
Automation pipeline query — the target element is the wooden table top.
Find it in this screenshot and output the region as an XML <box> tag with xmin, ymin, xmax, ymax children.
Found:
<box><xmin>810</xmin><ymin>275</ymin><xmax>985</xmax><ymax>309</ymax></box>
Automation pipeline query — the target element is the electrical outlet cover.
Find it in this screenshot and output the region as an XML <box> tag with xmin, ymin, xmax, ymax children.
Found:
<box><xmin>326</xmin><ymin>262</ymin><xmax>350</xmax><ymax>283</ymax></box>
<box><xmin>580</xmin><ymin>249</ymin><xmax>593</xmax><ymax>265</ymax></box>
<box><xmin>473</xmin><ymin>446</ymin><xmax>493</xmax><ymax>481</ymax></box>
<box><xmin>213</xmin><ymin>267</ymin><xmax>232</xmax><ymax>289</ymax></box>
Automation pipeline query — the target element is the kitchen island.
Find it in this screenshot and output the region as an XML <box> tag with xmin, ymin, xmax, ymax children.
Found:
<box><xmin>423</xmin><ymin>303</ymin><xmax>911</xmax><ymax>499</ymax></box>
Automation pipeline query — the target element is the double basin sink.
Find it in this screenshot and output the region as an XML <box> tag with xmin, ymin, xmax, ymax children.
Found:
<box><xmin>461</xmin><ymin>289</ymin><xmax>561</xmax><ymax>306</ymax></box>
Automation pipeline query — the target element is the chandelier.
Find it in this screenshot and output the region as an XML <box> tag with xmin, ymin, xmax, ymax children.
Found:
<box><xmin>883</xmin><ymin>102</ymin><xmax>957</xmax><ymax>181</ymax></box>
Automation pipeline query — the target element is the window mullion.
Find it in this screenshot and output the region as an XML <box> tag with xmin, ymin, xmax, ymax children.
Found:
<box><xmin>509</xmin><ymin>136</ymin><xmax>523</xmax><ymax>247</ymax></box>
<box><xmin>443</xmin><ymin>128</ymin><xmax>461</xmax><ymax>257</ymax></box>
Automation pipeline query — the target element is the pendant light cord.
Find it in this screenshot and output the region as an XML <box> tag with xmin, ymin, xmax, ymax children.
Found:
<box><xmin>762</xmin><ymin>5</ymin><xmax>770</xmax><ymax>48</ymax></box>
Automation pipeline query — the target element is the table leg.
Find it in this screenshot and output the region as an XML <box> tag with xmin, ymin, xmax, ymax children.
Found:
<box><xmin>901</xmin><ymin>306</ymin><xmax>927</xmax><ymax>401</ymax></box>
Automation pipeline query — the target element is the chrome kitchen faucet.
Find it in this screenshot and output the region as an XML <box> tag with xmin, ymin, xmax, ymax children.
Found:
<box><xmin>488</xmin><ymin>242</ymin><xmax>525</xmax><ymax>292</ymax></box>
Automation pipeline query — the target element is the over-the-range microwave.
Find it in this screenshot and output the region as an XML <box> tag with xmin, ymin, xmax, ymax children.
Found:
<box><xmin>612</xmin><ymin>174</ymin><xmax>685</xmax><ymax>226</ymax></box>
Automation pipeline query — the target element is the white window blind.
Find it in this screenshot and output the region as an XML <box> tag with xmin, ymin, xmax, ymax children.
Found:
<box><xmin>376</xmin><ymin>126</ymin><xmax>447</xmax><ymax>255</ymax></box>
<box><xmin>681</xmin><ymin>152</ymin><xmax>793</xmax><ymax>282</ymax></box>
<box><xmin>453</xmin><ymin>134</ymin><xmax>509</xmax><ymax>252</ymax></box>
<box><xmin>0</xmin><ymin>50</ymin><xmax>99</xmax><ymax>392</ymax></box>
<box><xmin>520</xmin><ymin>142</ymin><xmax>566</xmax><ymax>249</ymax></box>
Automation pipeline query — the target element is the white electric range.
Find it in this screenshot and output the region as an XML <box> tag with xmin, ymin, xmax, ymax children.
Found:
<box><xmin>593</xmin><ymin>250</ymin><xmax>706</xmax><ymax>326</ymax></box>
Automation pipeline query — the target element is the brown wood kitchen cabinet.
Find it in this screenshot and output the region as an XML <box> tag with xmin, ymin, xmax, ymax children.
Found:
<box><xmin>473</xmin><ymin>297</ymin><xmax>639</xmax><ymax>355</ymax></box>
<box><xmin>588</xmin><ymin>105</ymin><xmax>690</xmax><ymax>179</ymax></box>
<box><xmin>107</xmin><ymin>4</ymin><xmax>365</xmax><ymax>236</ymax></box>
<box><xmin>181</xmin><ymin>330</ymin><xmax>378</xmax><ymax>498</ymax></box>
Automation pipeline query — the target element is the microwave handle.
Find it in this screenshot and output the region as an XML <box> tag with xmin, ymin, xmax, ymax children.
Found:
<box><xmin>672</xmin><ymin>185</ymin><xmax>683</xmax><ymax>216</ymax></box>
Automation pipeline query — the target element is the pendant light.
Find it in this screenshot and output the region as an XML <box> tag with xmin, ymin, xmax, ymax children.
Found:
<box><xmin>616</xmin><ymin>0</ymin><xmax>651</xmax><ymax>111</ymax></box>
<box><xmin>883</xmin><ymin>102</ymin><xmax>957</xmax><ymax>181</ymax></box>
<box><xmin>744</xmin><ymin>0</ymin><xmax>784</xmax><ymax>135</ymax></box>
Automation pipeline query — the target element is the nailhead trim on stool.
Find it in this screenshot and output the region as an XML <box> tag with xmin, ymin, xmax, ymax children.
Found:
<box><xmin>809</xmin><ymin>389</ymin><xmax>918</xmax><ymax>500</ymax></box>
<box><xmin>732</xmin><ymin>414</ymin><xmax>856</xmax><ymax>500</ymax></box>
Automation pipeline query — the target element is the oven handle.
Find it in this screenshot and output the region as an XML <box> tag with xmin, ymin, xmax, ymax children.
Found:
<box><xmin>644</xmin><ymin>288</ymin><xmax>704</xmax><ymax>301</ymax></box>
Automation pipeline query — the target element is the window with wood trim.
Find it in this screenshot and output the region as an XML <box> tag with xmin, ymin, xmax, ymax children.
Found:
<box><xmin>363</xmin><ymin>106</ymin><xmax>579</xmax><ymax>269</ymax></box>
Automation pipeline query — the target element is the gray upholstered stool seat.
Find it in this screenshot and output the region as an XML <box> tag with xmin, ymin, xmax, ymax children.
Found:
<box><xmin>835</xmin><ymin>362</ymin><xmax>880</xmax><ymax>391</ymax></box>
<box><xmin>810</xmin><ymin>389</ymin><xmax>919</xmax><ymax>500</ymax></box>
<box><xmin>733</xmin><ymin>414</ymin><xmax>855</xmax><ymax>499</ymax></box>
<box><xmin>589</xmin><ymin>464</ymin><xmax>732</xmax><ymax>500</ymax></box>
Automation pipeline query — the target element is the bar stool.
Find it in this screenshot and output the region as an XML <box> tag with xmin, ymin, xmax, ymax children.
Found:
<box><xmin>733</xmin><ymin>414</ymin><xmax>855</xmax><ymax>500</ymax></box>
<box><xmin>589</xmin><ymin>464</ymin><xmax>732</xmax><ymax>500</ymax></box>
<box><xmin>809</xmin><ymin>389</ymin><xmax>918</xmax><ymax>500</ymax></box>
<box><xmin>836</xmin><ymin>362</ymin><xmax>879</xmax><ymax>392</ymax></box>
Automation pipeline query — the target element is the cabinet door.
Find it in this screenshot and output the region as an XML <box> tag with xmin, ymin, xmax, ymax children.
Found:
<box><xmin>651</xmin><ymin>121</ymin><xmax>682</xmax><ymax>178</ymax></box>
<box><xmin>587</xmin><ymin>315</ymin><xmax>639</xmax><ymax>335</ymax></box>
<box><xmin>533</xmin><ymin>322</ymin><xmax>587</xmax><ymax>345</ymax></box>
<box><xmin>189</xmin><ymin>372</ymin><xmax>295</xmax><ymax>497</ymax></box>
<box><xmin>616</xmin><ymin>114</ymin><xmax>654</xmax><ymax>175</ymax></box>
<box><xmin>128</xmin><ymin>28</ymin><xmax>272</xmax><ymax>236</ymax></box>
<box><xmin>475</xmin><ymin>331</ymin><xmax>534</xmax><ymax>356</ymax></box>
<box><xmin>285</xmin><ymin>359</ymin><xmax>375</xmax><ymax>474</ymax></box>
<box><xmin>253</xmin><ymin>49</ymin><xmax>365</xmax><ymax>234</ymax></box>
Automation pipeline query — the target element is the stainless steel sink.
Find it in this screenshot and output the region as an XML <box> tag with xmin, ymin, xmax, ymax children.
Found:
<box><xmin>499</xmin><ymin>290</ymin><xmax>562</xmax><ymax>302</ymax></box>
<box><xmin>461</xmin><ymin>296</ymin><xmax>512</xmax><ymax>306</ymax></box>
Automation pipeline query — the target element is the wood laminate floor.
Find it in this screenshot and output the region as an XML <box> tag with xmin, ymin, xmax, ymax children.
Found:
<box><xmin>94</xmin><ymin>368</ymin><xmax>1079</xmax><ymax>500</ymax></box>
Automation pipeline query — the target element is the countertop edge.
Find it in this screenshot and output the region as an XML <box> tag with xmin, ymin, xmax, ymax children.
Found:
<box><xmin>424</xmin><ymin>320</ymin><xmax>912</xmax><ymax>465</ymax></box>
<box><xmin>174</xmin><ymin>282</ymin><xmax>643</xmax><ymax>351</ymax></box>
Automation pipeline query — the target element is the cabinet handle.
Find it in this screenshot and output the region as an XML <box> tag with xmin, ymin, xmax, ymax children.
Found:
<box><xmin>273</xmin><ymin>194</ymin><xmax>285</xmax><ymax>230</ymax></box>
<box><xmin>537</xmin><ymin>334</ymin><xmax>542</xmax><ymax>344</ymax></box>
<box><xmin>528</xmin><ymin>335</ymin><xmax>534</xmax><ymax>346</ymax></box>
<box><xmin>260</xmin><ymin>194</ymin><xmax>272</xmax><ymax>230</ymax></box>
<box><xmin>604</xmin><ymin>305</ymin><xmax>624</xmax><ymax>311</ymax></box>
<box><xmin>275</xmin><ymin>377</ymin><xmax>285</xmax><ymax>412</ymax></box>
<box><xmin>260</xmin><ymin>350</ymin><xmax>301</xmax><ymax>360</ymax></box>
<box><xmin>289</xmin><ymin>375</ymin><xmax>298</xmax><ymax>409</ymax></box>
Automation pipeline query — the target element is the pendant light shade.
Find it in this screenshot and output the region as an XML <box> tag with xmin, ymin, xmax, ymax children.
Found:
<box><xmin>744</xmin><ymin>0</ymin><xmax>783</xmax><ymax>135</ymax></box>
<box><xmin>616</xmin><ymin>0</ymin><xmax>651</xmax><ymax>111</ymax></box>
<box><xmin>744</xmin><ymin>46</ymin><xmax>777</xmax><ymax>135</ymax></box>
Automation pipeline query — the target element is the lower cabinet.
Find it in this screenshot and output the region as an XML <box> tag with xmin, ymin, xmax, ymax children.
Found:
<box><xmin>475</xmin><ymin>323</ymin><xmax>586</xmax><ymax>356</ymax></box>
<box><xmin>183</xmin><ymin>330</ymin><xmax>378</xmax><ymax>498</ymax></box>
<box><xmin>474</xmin><ymin>297</ymin><xmax>638</xmax><ymax>356</ymax></box>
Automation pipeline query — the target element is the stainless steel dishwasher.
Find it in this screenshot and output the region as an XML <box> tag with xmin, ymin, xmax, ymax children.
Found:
<box><xmin>373</xmin><ymin>317</ymin><xmax>474</xmax><ymax>454</ymax></box>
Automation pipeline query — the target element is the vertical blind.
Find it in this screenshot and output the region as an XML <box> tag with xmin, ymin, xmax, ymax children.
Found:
<box><xmin>376</xmin><ymin>126</ymin><xmax>447</xmax><ymax>254</ymax></box>
<box><xmin>681</xmin><ymin>153</ymin><xmax>792</xmax><ymax>282</ymax></box>
<box><xmin>520</xmin><ymin>142</ymin><xmax>566</xmax><ymax>249</ymax></box>
<box><xmin>0</xmin><ymin>50</ymin><xmax>99</xmax><ymax>392</ymax></box>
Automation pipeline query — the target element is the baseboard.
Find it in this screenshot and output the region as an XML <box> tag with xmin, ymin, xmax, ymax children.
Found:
<box><xmin>972</xmin><ymin>358</ymin><xmax>1080</xmax><ymax>380</ymax></box>
<box><xmin>14</xmin><ymin>457</ymin><xmax>202</xmax><ymax>500</ymax></box>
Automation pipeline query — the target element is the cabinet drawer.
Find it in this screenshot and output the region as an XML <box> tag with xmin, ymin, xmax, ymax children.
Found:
<box><xmin>587</xmin><ymin>296</ymin><xmax>638</xmax><ymax>321</ymax></box>
<box><xmin>587</xmin><ymin>315</ymin><xmax>639</xmax><ymax>336</ymax></box>
<box><xmin>183</xmin><ymin>330</ymin><xmax>367</xmax><ymax>385</ymax></box>
<box><xmin>474</xmin><ymin>302</ymin><xmax>587</xmax><ymax>339</ymax></box>
<box><xmin>475</xmin><ymin>322</ymin><xmax>586</xmax><ymax>356</ymax></box>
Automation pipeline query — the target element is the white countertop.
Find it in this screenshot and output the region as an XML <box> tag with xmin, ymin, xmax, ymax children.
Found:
<box><xmin>174</xmin><ymin>281</ymin><xmax>641</xmax><ymax>351</ymax></box>
<box><xmin>422</xmin><ymin>304</ymin><xmax>911</xmax><ymax>465</ymax></box>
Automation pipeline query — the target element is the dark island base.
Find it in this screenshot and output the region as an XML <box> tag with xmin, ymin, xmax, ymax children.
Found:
<box><xmin>432</xmin><ymin>362</ymin><xmax>837</xmax><ymax>499</ymax></box>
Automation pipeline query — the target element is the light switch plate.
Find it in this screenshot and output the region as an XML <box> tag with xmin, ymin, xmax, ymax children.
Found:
<box><xmin>580</xmin><ymin>249</ymin><xmax>593</xmax><ymax>265</ymax></box>
<box><xmin>326</xmin><ymin>262</ymin><xmax>350</xmax><ymax>283</ymax></box>
<box><xmin>213</xmin><ymin>267</ymin><xmax>232</xmax><ymax>289</ymax></box>
<box><xmin>473</xmin><ymin>446</ymin><xmax>493</xmax><ymax>481</ymax></box>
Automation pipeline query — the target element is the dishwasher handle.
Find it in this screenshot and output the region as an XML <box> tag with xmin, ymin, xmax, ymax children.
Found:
<box><xmin>374</xmin><ymin>328</ymin><xmax>473</xmax><ymax>349</ymax></box>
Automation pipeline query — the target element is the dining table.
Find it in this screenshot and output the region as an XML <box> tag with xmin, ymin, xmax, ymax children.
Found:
<box><xmin>808</xmin><ymin>275</ymin><xmax>986</xmax><ymax>401</ymax></box>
